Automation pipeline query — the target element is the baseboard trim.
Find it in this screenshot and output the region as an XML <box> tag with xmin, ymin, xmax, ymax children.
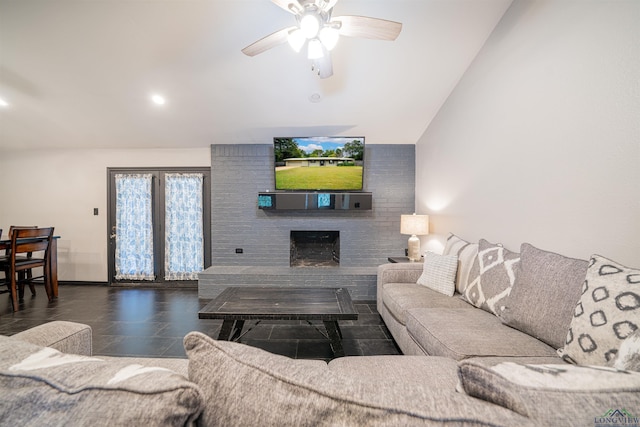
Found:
<box><xmin>58</xmin><ymin>281</ymin><xmax>109</xmax><ymax>286</ymax></box>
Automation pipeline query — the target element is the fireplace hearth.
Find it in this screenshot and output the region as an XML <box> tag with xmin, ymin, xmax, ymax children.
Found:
<box><xmin>290</xmin><ymin>231</ymin><xmax>340</xmax><ymax>267</ymax></box>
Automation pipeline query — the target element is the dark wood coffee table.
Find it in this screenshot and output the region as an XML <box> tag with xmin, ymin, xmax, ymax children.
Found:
<box><xmin>198</xmin><ymin>286</ymin><xmax>358</xmax><ymax>357</ymax></box>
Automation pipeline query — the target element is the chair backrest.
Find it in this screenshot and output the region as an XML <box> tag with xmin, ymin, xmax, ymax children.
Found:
<box><xmin>7</xmin><ymin>226</ymin><xmax>38</xmax><ymax>256</ymax></box>
<box><xmin>10</xmin><ymin>227</ymin><xmax>54</xmax><ymax>259</ymax></box>
<box><xmin>9</xmin><ymin>226</ymin><xmax>38</xmax><ymax>237</ymax></box>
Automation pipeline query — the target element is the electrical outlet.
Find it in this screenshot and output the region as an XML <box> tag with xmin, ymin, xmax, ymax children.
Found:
<box><xmin>235</xmin><ymin>248</ymin><xmax>243</xmax><ymax>254</ymax></box>
<box><xmin>93</xmin><ymin>208</ymin><xmax>99</xmax><ymax>215</ymax></box>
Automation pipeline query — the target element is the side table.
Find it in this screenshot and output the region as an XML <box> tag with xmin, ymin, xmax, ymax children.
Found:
<box><xmin>387</xmin><ymin>256</ymin><xmax>423</xmax><ymax>263</ymax></box>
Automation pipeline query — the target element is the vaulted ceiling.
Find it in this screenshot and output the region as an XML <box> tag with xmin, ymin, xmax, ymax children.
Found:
<box><xmin>0</xmin><ymin>0</ymin><xmax>512</xmax><ymax>151</ymax></box>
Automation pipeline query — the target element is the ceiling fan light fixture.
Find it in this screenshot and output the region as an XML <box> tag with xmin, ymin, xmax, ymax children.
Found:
<box><xmin>307</xmin><ymin>38</ymin><xmax>324</xmax><ymax>59</ymax></box>
<box><xmin>300</xmin><ymin>13</ymin><xmax>321</xmax><ymax>39</ymax></box>
<box><xmin>287</xmin><ymin>29</ymin><xmax>305</xmax><ymax>52</ymax></box>
<box><xmin>319</xmin><ymin>26</ymin><xmax>339</xmax><ymax>50</ymax></box>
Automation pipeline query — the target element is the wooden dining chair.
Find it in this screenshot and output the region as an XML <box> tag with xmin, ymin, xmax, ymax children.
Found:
<box><xmin>2</xmin><ymin>226</ymin><xmax>38</xmax><ymax>298</ymax></box>
<box><xmin>0</xmin><ymin>227</ymin><xmax>54</xmax><ymax>312</ymax></box>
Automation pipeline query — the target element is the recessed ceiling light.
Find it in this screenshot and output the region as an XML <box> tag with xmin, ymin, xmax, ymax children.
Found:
<box><xmin>0</xmin><ymin>98</ymin><xmax>9</xmax><ymax>107</ymax></box>
<box><xmin>151</xmin><ymin>94</ymin><xmax>166</xmax><ymax>105</ymax></box>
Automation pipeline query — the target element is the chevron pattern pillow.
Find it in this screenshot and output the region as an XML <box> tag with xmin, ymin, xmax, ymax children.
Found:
<box><xmin>443</xmin><ymin>233</ymin><xmax>479</xmax><ymax>294</ymax></box>
<box><xmin>463</xmin><ymin>239</ymin><xmax>520</xmax><ymax>316</ymax></box>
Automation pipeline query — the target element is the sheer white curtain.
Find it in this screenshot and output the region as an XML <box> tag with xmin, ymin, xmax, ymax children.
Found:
<box><xmin>164</xmin><ymin>173</ymin><xmax>204</xmax><ymax>280</ymax></box>
<box><xmin>115</xmin><ymin>173</ymin><xmax>155</xmax><ymax>280</ymax></box>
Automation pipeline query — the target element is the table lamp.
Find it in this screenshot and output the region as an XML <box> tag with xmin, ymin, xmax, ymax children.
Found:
<box><xmin>400</xmin><ymin>214</ymin><xmax>429</xmax><ymax>262</ymax></box>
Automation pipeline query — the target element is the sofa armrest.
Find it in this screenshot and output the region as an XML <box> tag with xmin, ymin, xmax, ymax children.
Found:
<box><xmin>12</xmin><ymin>321</ymin><xmax>93</xmax><ymax>356</ymax></box>
<box><xmin>376</xmin><ymin>262</ymin><xmax>424</xmax><ymax>311</ymax></box>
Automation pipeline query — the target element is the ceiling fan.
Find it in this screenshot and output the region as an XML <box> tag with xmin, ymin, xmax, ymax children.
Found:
<box><xmin>241</xmin><ymin>0</ymin><xmax>402</xmax><ymax>79</ymax></box>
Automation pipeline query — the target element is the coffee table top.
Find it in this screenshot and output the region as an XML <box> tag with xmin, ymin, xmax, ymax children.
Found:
<box><xmin>198</xmin><ymin>286</ymin><xmax>358</xmax><ymax>321</ymax></box>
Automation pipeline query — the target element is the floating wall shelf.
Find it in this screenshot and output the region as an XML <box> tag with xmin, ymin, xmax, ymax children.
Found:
<box><xmin>258</xmin><ymin>192</ymin><xmax>372</xmax><ymax>211</ymax></box>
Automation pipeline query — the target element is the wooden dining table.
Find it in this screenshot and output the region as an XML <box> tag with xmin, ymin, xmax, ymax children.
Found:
<box><xmin>0</xmin><ymin>236</ymin><xmax>60</xmax><ymax>298</ymax></box>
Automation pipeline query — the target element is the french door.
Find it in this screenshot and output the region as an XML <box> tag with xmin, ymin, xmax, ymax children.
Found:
<box><xmin>107</xmin><ymin>168</ymin><xmax>211</xmax><ymax>285</ymax></box>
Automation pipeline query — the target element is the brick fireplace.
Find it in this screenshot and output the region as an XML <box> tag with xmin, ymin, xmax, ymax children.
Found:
<box><xmin>198</xmin><ymin>143</ymin><xmax>415</xmax><ymax>301</ymax></box>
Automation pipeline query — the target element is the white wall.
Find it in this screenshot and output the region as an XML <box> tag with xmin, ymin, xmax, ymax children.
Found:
<box><xmin>0</xmin><ymin>148</ymin><xmax>210</xmax><ymax>281</ymax></box>
<box><xmin>417</xmin><ymin>0</ymin><xmax>640</xmax><ymax>266</ymax></box>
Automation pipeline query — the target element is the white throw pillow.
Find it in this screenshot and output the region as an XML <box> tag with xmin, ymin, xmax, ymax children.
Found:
<box><xmin>417</xmin><ymin>252</ymin><xmax>459</xmax><ymax>296</ymax></box>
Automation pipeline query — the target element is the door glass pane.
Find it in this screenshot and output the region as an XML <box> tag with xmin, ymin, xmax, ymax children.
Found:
<box><xmin>115</xmin><ymin>173</ymin><xmax>155</xmax><ymax>280</ymax></box>
<box><xmin>164</xmin><ymin>173</ymin><xmax>204</xmax><ymax>280</ymax></box>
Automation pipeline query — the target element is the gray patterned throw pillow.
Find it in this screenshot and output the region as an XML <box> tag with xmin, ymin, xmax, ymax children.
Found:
<box><xmin>0</xmin><ymin>336</ymin><xmax>203</xmax><ymax>425</ymax></box>
<box><xmin>458</xmin><ymin>360</ymin><xmax>640</xmax><ymax>426</ymax></box>
<box><xmin>463</xmin><ymin>239</ymin><xmax>520</xmax><ymax>316</ymax></box>
<box><xmin>558</xmin><ymin>255</ymin><xmax>640</xmax><ymax>366</ymax></box>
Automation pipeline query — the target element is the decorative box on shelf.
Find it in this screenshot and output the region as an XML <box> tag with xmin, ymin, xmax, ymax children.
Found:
<box><xmin>258</xmin><ymin>192</ymin><xmax>372</xmax><ymax>211</ymax></box>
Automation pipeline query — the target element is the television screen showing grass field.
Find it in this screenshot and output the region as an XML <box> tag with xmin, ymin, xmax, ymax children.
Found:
<box><xmin>274</xmin><ymin>137</ymin><xmax>364</xmax><ymax>191</ymax></box>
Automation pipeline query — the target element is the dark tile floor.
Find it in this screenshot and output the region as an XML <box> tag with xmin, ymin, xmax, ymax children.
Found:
<box><xmin>0</xmin><ymin>284</ymin><xmax>400</xmax><ymax>361</ymax></box>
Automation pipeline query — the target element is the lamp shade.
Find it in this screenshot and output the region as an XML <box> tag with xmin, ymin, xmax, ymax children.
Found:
<box><xmin>400</xmin><ymin>214</ymin><xmax>429</xmax><ymax>236</ymax></box>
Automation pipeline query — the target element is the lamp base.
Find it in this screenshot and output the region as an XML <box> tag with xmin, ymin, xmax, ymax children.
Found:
<box><xmin>407</xmin><ymin>235</ymin><xmax>421</xmax><ymax>262</ymax></box>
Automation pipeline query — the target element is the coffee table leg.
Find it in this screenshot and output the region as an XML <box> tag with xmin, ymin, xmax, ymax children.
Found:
<box><xmin>230</xmin><ymin>320</ymin><xmax>245</xmax><ymax>341</ymax></box>
<box><xmin>218</xmin><ymin>320</ymin><xmax>246</xmax><ymax>341</ymax></box>
<box><xmin>323</xmin><ymin>321</ymin><xmax>345</xmax><ymax>358</ymax></box>
<box><xmin>218</xmin><ymin>320</ymin><xmax>235</xmax><ymax>340</ymax></box>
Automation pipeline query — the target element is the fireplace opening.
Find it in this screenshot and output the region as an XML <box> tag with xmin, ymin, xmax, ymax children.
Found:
<box><xmin>290</xmin><ymin>231</ymin><xmax>340</xmax><ymax>267</ymax></box>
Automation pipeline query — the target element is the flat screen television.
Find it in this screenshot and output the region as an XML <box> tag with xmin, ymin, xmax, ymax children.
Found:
<box><xmin>274</xmin><ymin>137</ymin><xmax>365</xmax><ymax>191</ymax></box>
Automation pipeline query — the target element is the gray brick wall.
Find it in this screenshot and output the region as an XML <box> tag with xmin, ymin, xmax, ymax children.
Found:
<box><xmin>209</xmin><ymin>143</ymin><xmax>415</xmax><ymax>267</ymax></box>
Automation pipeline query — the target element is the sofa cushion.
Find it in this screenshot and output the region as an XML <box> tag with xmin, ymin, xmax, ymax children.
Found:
<box><xmin>443</xmin><ymin>233</ymin><xmax>479</xmax><ymax>294</ymax></box>
<box><xmin>416</xmin><ymin>251</ymin><xmax>458</xmax><ymax>296</ymax></box>
<box><xmin>11</xmin><ymin>321</ymin><xmax>93</xmax><ymax>356</ymax></box>
<box><xmin>463</xmin><ymin>239</ymin><xmax>520</xmax><ymax>316</ymax></box>
<box><xmin>558</xmin><ymin>255</ymin><xmax>640</xmax><ymax>366</ymax></box>
<box><xmin>0</xmin><ymin>336</ymin><xmax>203</xmax><ymax>426</ymax></box>
<box><xmin>328</xmin><ymin>355</ymin><xmax>460</xmax><ymax>389</ymax></box>
<box><xmin>382</xmin><ymin>283</ymin><xmax>471</xmax><ymax>326</ymax></box>
<box><xmin>405</xmin><ymin>308</ymin><xmax>558</xmax><ymax>360</ymax></box>
<box><xmin>500</xmin><ymin>243</ymin><xmax>588</xmax><ymax>349</ymax></box>
<box><xmin>184</xmin><ymin>332</ymin><xmax>536</xmax><ymax>427</ymax></box>
<box><xmin>458</xmin><ymin>360</ymin><xmax>640</xmax><ymax>427</ymax></box>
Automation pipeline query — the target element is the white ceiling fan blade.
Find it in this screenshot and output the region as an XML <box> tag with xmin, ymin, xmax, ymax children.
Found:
<box><xmin>312</xmin><ymin>50</ymin><xmax>333</xmax><ymax>79</ymax></box>
<box><xmin>333</xmin><ymin>15</ymin><xmax>402</xmax><ymax>41</ymax></box>
<box><xmin>271</xmin><ymin>0</ymin><xmax>302</xmax><ymax>14</ymax></box>
<box><xmin>241</xmin><ymin>26</ymin><xmax>295</xmax><ymax>57</ymax></box>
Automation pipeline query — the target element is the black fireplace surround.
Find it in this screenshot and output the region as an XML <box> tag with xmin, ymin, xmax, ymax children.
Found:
<box><xmin>290</xmin><ymin>231</ymin><xmax>340</xmax><ymax>267</ymax></box>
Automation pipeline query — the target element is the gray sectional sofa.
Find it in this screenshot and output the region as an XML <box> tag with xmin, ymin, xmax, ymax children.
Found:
<box><xmin>1</xmin><ymin>234</ymin><xmax>639</xmax><ymax>426</ymax></box>
<box><xmin>377</xmin><ymin>235</ymin><xmax>579</xmax><ymax>362</ymax></box>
